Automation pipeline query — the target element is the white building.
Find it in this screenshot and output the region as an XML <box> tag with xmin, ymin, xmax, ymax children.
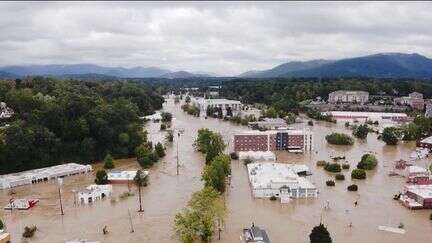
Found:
<box><xmin>247</xmin><ymin>162</ymin><xmax>317</xmax><ymax>202</ymax></box>
<box><xmin>0</xmin><ymin>163</ymin><xmax>93</xmax><ymax>189</ymax></box>
<box><xmin>191</xmin><ymin>98</ymin><xmax>242</xmax><ymax>117</ymax></box>
<box><xmin>107</xmin><ymin>170</ymin><xmax>147</xmax><ymax>184</ymax></box>
<box><xmin>328</xmin><ymin>90</ymin><xmax>369</xmax><ymax>104</ymax></box>
<box><xmin>322</xmin><ymin>111</ymin><xmax>408</xmax><ymax>123</ymax></box>
<box><xmin>248</xmin><ymin>118</ymin><xmax>287</xmax><ymax>130</ymax></box>
<box><xmin>77</xmin><ymin>184</ymin><xmax>112</xmax><ymax>204</ymax></box>
<box><xmin>239</xmin><ymin>151</ymin><xmax>276</xmax><ymax>162</ymax></box>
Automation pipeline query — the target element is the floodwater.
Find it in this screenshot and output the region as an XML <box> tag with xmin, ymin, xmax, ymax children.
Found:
<box><xmin>1</xmin><ymin>98</ymin><xmax>431</xmax><ymax>243</ymax></box>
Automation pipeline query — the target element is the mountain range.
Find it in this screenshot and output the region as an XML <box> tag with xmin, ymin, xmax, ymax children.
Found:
<box><xmin>239</xmin><ymin>53</ymin><xmax>432</xmax><ymax>79</ymax></box>
<box><xmin>1</xmin><ymin>53</ymin><xmax>432</xmax><ymax>79</ymax></box>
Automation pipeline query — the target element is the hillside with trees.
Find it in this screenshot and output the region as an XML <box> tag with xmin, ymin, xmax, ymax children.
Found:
<box><xmin>0</xmin><ymin>77</ymin><xmax>164</xmax><ymax>174</ymax></box>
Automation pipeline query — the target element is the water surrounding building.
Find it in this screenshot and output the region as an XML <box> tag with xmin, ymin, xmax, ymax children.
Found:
<box><xmin>191</xmin><ymin>97</ymin><xmax>242</xmax><ymax>117</ymax></box>
<box><xmin>322</xmin><ymin>111</ymin><xmax>408</xmax><ymax>123</ymax></box>
<box><xmin>0</xmin><ymin>163</ymin><xmax>93</xmax><ymax>189</ymax></box>
<box><xmin>234</xmin><ymin>129</ymin><xmax>313</xmax><ymax>153</ymax></box>
<box><xmin>394</xmin><ymin>92</ymin><xmax>425</xmax><ymax>110</ymax></box>
<box><xmin>77</xmin><ymin>184</ymin><xmax>113</xmax><ymax>204</ymax></box>
<box><xmin>328</xmin><ymin>90</ymin><xmax>369</xmax><ymax>104</ymax></box>
<box><xmin>399</xmin><ymin>184</ymin><xmax>432</xmax><ymax>209</ymax></box>
<box><xmin>246</xmin><ymin>162</ymin><xmax>317</xmax><ymax>201</ymax></box>
<box><xmin>248</xmin><ymin>118</ymin><xmax>287</xmax><ymax>130</ymax></box>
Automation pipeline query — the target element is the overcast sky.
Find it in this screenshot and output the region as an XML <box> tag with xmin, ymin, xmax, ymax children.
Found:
<box><xmin>1</xmin><ymin>1</ymin><xmax>432</xmax><ymax>75</ymax></box>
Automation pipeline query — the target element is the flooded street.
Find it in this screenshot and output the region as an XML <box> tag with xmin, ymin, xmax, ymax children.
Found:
<box><xmin>1</xmin><ymin>98</ymin><xmax>432</xmax><ymax>243</ymax></box>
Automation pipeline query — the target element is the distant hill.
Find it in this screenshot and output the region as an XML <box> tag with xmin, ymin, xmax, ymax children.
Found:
<box><xmin>239</xmin><ymin>59</ymin><xmax>332</xmax><ymax>78</ymax></box>
<box><xmin>159</xmin><ymin>71</ymin><xmax>210</xmax><ymax>79</ymax></box>
<box><xmin>0</xmin><ymin>70</ymin><xmax>16</xmax><ymax>79</ymax></box>
<box><xmin>56</xmin><ymin>73</ymin><xmax>119</xmax><ymax>81</ymax></box>
<box><xmin>240</xmin><ymin>53</ymin><xmax>432</xmax><ymax>79</ymax></box>
<box><xmin>0</xmin><ymin>64</ymin><xmax>171</xmax><ymax>78</ymax></box>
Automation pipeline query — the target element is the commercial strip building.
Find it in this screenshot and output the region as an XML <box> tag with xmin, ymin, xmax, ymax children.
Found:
<box><xmin>328</xmin><ymin>90</ymin><xmax>369</xmax><ymax>104</ymax></box>
<box><xmin>191</xmin><ymin>98</ymin><xmax>242</xmax><ymax>117</ymax></box>
<box><xmin>247</xmin><ymin>162</ymin><xmax>317</xmax><ymax>203</ymax></box>
<box><xmin>77</xmin><ymin>184</ymin><xmax>113</xmax><ymax>204</ymax></box>
<box><xmin>322</xmin><ymin>111</ymin><xmax>408</xmax><ymax>123</ymax></box>
<box><xmin>233</xmin><ymin>129</ymin><xmax>313</xmax><ymax>153</ymax></box>
<box><xmin>399</xmin><ymin>184</ymin><xmax>432</xmax><ymax>209</ymax></box>
<box><xmin>0</xmin><ymin>163</ymin><xmax>93</xmax><ymax>189</ymax></box>
<box><xmin>394</xmin><ymin>92</ymin><xmax>425</xmax><ymax>110</ymax></box>
<box><xmin>107</xmin><ymin>170</ymin><xmax>147</xmax><ymax>184</ymax></box>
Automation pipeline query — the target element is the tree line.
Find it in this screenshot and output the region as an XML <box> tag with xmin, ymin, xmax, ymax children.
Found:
<box><xmin>0</xmin><ymin>77</ymin><xmax>164</xmax><ymax>174</ymax></box>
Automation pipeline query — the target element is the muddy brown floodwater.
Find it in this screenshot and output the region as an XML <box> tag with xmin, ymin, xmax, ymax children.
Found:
<box><xmin>1</xmin><ymin>98</ymin><xmax>432</xmax><ymax>243</ymax></box>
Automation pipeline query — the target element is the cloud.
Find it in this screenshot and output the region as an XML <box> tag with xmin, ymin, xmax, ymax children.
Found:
<box><xmin>0</xmin><ymin>1</ymin><xmax>431</xmax><ymax>75</ymax></box>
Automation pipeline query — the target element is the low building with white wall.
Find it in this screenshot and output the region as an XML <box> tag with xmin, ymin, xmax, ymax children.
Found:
<box><xmin>77</xmin><ymin>184</ymin><xmax>112</xmax><ymax>204</ymax></box>
<box><xmin>247</xmin><ymin>162</ymin><xmax>317</xmax><ymax>202</ymax></box>
<box><xmin>107</xmin><ymin>170</ymin><xmax>148</xmax><ymax>184</ymax></box>
<box><xmin>238</xmin><ymin>151</ymin><xmax>276</xmax><ymax>162</ymax></box>
<box><xmin>0</xmin><ymin>163</ymin><xmax>93</xmax><ymax>189</ymax></box>
<box><xmin>322</xmin><ymin>111</ymin><xmax>408</xmax><ymax>123</ymax></box>
<box><xmin>191</xmin><ymin>98</ymin><xmax>242</xmax><ymax>117</ymax></box>
<box><xmin>328</xmin><ymin>90</ymin><xmax>369</xmax><ymax>104</ymax></box>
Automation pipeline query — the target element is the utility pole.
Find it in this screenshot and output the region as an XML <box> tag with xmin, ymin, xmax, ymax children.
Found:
<box><xmin>58</xmin><ymin>178</ymin><xmax>64</xmax><ymax>215</ymax></box>
<box><xmin>177</xmin><ymin>131</ymin><xmax>180</xmax><ymax>175</ymax></box>
<box><xmin>128</xmin><ymin>209</ymin><xmax>135</xmax><ymax>233</ymax></box>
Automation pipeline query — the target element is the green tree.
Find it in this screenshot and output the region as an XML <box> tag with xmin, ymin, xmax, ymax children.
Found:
<box><xmin>161</xmin><ymin>112</ymin><xmax>173</xmax><ymax>123</ymax></box>
<box><xmin>324</xmin><ymin>163</ymin><xmax>341</xmax><ymax>173</ymax></box>
<box><xmin>357</xmin><ymin>154</ymin><xmax>378</xmax><ymax>170</ymax></box>
<box><xmin>202</xmin><ymin>154</ymin><xmax>231</xmax><ymax>193</ymax></box>
<box><xmin>174</xmin><ymin>187</ymin><xmax>225</xmax><ymax>243</ymax></box>
<box><xmin>309</xmin><ymin>223</ymin><xmax>332</xmax><ymax>243</ymax></box>
<box><xmin>166</xmin><ymin>130</ymin><xmax>174</xmax><ymax>143</ymax></box>
<box><xmin>103</xmin><ymin>153</ymin><xmax>115</xmax><ymax>169</ymax></box>
<box><xmin>95</xmin><ymin>170</ymin><xmax>108</xmax><ymax>185</ymax></box>
<box><xmin>0</xmin><ymin>219</ymin><xmax>4</xmax><ymax>230</ymax></box>
<box><xmin>325</xmin><ymin>133</ymin><xmax>354</xmax><ymax>145</ymax></box>
<box><xmin>155</xmin><ymin>142</ymin><xmax>166</xmax><ymax>157</ymax></box>
<box><xmin>351</xmin><ymin>169</ymin><xmax>367</xmax><ymax>179</ymax></box>
<box><xmin>382</xmin><ymin>127</ymin><xmax>399</xmax><ymax>145</ymax></box>
<box><xmin>134</xmin><ymin>169</ymin><xmax>148</xmax><ymax>212</ymax></box>
<box><xmin>353</xmin><ymin>124</ymin><xmax>369</xmax><ymax>139</ymax></box>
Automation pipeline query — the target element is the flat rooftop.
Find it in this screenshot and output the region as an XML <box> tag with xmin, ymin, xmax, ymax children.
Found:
<box><xmin>406</xmin><ymin>184</ymin><xmax>432</xmax><ymax>199</ymax></box>
<box><xmin>0</xmin><ymin>163</ymin><xmax>92</xmax><ymax>181</ymax></box>
<box><xmin>247</xmin><ymin>162</ymin><xmax>315</xmax><ymax>190</ymax></box>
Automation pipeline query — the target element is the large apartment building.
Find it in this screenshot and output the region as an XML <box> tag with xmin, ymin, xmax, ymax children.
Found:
<box><xmin>233</xmin><ymin>129</ymin><xmax>313</xmax><ymax>153</ymax></box>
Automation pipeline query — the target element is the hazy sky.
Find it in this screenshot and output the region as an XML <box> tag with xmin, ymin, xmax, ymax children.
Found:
<box><xmin>1</xmin><ymin>1</ymin><xmax>432</xmax><ymax>75</ymax></box>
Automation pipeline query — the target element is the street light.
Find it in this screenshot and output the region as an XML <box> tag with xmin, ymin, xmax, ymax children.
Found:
<box><xmin>177</xmin><ymin>131</ymin><xmax>181</xmax><ymax>175</ymax></box>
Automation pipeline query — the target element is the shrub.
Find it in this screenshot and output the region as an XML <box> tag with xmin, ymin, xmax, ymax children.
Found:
<box><xmin>269</xmin><ymin>195</ymin><xmax>277</xmax><ymax>201</ymax></box>
<box><xmin>160</xmin><ymin>123</ymin><xmax>167</xmax><ymax>130</ymax></box>
<box><xmin>138</xmin><ymin>155</ymin><xmax>153</xmax><ymax>168</ymax></box>
<box><xmin>353</xmin><ymin>124</ymin><xmax>369</xmax><ymax>139</ymax></box>
<box><xmin>347</xmin><ymin>184</ymin><xmax>358</xmax><ymax>191</ymax></box>
<box><xmin>344</xmin><ymin>122</ymin><xmax>350</xmax><ymax>128</ymax></box>
<box><xmin>335</xmin><ymin>174</ymin><xmax>345</xmax><ymax>180</ymax></box>
<box><xmin>22</xmin><ymin>225</ymin><xmax>37</xmax><ymax>238</ymax></box>
<box><xmin>0</xmin><ymin>219</ymin><xmax>4</xmax><ymax>230</ymax></box>
<box><xmin>161</xmin><ymin>112</ymin><xmax>173</xmax><ymax>123</ymax></box>
<box><xmin>357</xmin><ymin>154</ymin><xmax>378</xmax><ymax>170</ymax></box>
<box><xmin>325</xmin><ymin>133</ymin><xmax>354</xmax><ymax>145</ymax></box>
<box><xmin>309</xmin><ymin>223</ymin><xmax>332</xmax><ymax>243</ymax></box>
<box><xmin>324</xmin><ymin>163</ymin><xmax>341</xmax><ymax>173</ymax></box>
<box><xmin>308</xmin><ymin>120</ymin><xmax>314</xmax><ymax>126</ymax></box>
<box><xmin>165</xmin><ymin>130</ymin><xmax>174</xmax><ymax>142</ymax></box>
<box><xmin>149</xmin><ymin>151</ymin><xmax>159</xmax><ymax>163</ymax></box>
<box><xmin>230</xmin><ymin>152</ymin><xmax>239</xmax><ymax>160</ymax></box>
<box><xmin>342</xmin><ymin>163</ymin><xmax>350</xmax><ymax>170</ymax></box>
<box><xmin>326</xmin><ymin>180</ymin><xmax>335</xmax><ymax>186</ymax></box>
<box><xmin>316</xmin><ymin>160</ymin><xmax>327</xmax><ymax>167</ymax></box>
<box><xmin>351</xmin><ymin>169</ymin><xmax>366</xmax><ymax>179</ymax></box>
<box><xmin>382</xmin><ymin>127</ymin><xmax>399</xmax><ymax>145</ymax></box>
<box><xmin>155</xmin><ymin>142</ymin><xmax>166</xmax><ymax>157</ymax></box>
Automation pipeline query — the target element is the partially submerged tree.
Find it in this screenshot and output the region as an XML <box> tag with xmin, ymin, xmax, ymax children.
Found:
<box><xmin>103</xmin><ymin>153</ymin><xmax>115</xmax><ymax>169</ymax></box>
<box><xmin>95</xmin><ymin>170</ymin><xmax>108</xmax><ymax>185</ymax></box>
<box><xmin>309</xmin><ymin>223</ymin><xmax>332</xmax><ymax>243</ymax></box>
<box><xmin>382</xmin><ymin>127</ymin><xmax>399</xmax><ymax>145</ymax></box>
<box><xmin>134</xmin><ymin>169</ymin><xmax>148</xmax><ymax>212</ymax></box>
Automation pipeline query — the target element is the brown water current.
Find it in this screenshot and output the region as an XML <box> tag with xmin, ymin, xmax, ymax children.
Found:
<box><xmin>1</xmin><ymin>98</ymin><xmax>431</xmax><ymax>243</ymax></box>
